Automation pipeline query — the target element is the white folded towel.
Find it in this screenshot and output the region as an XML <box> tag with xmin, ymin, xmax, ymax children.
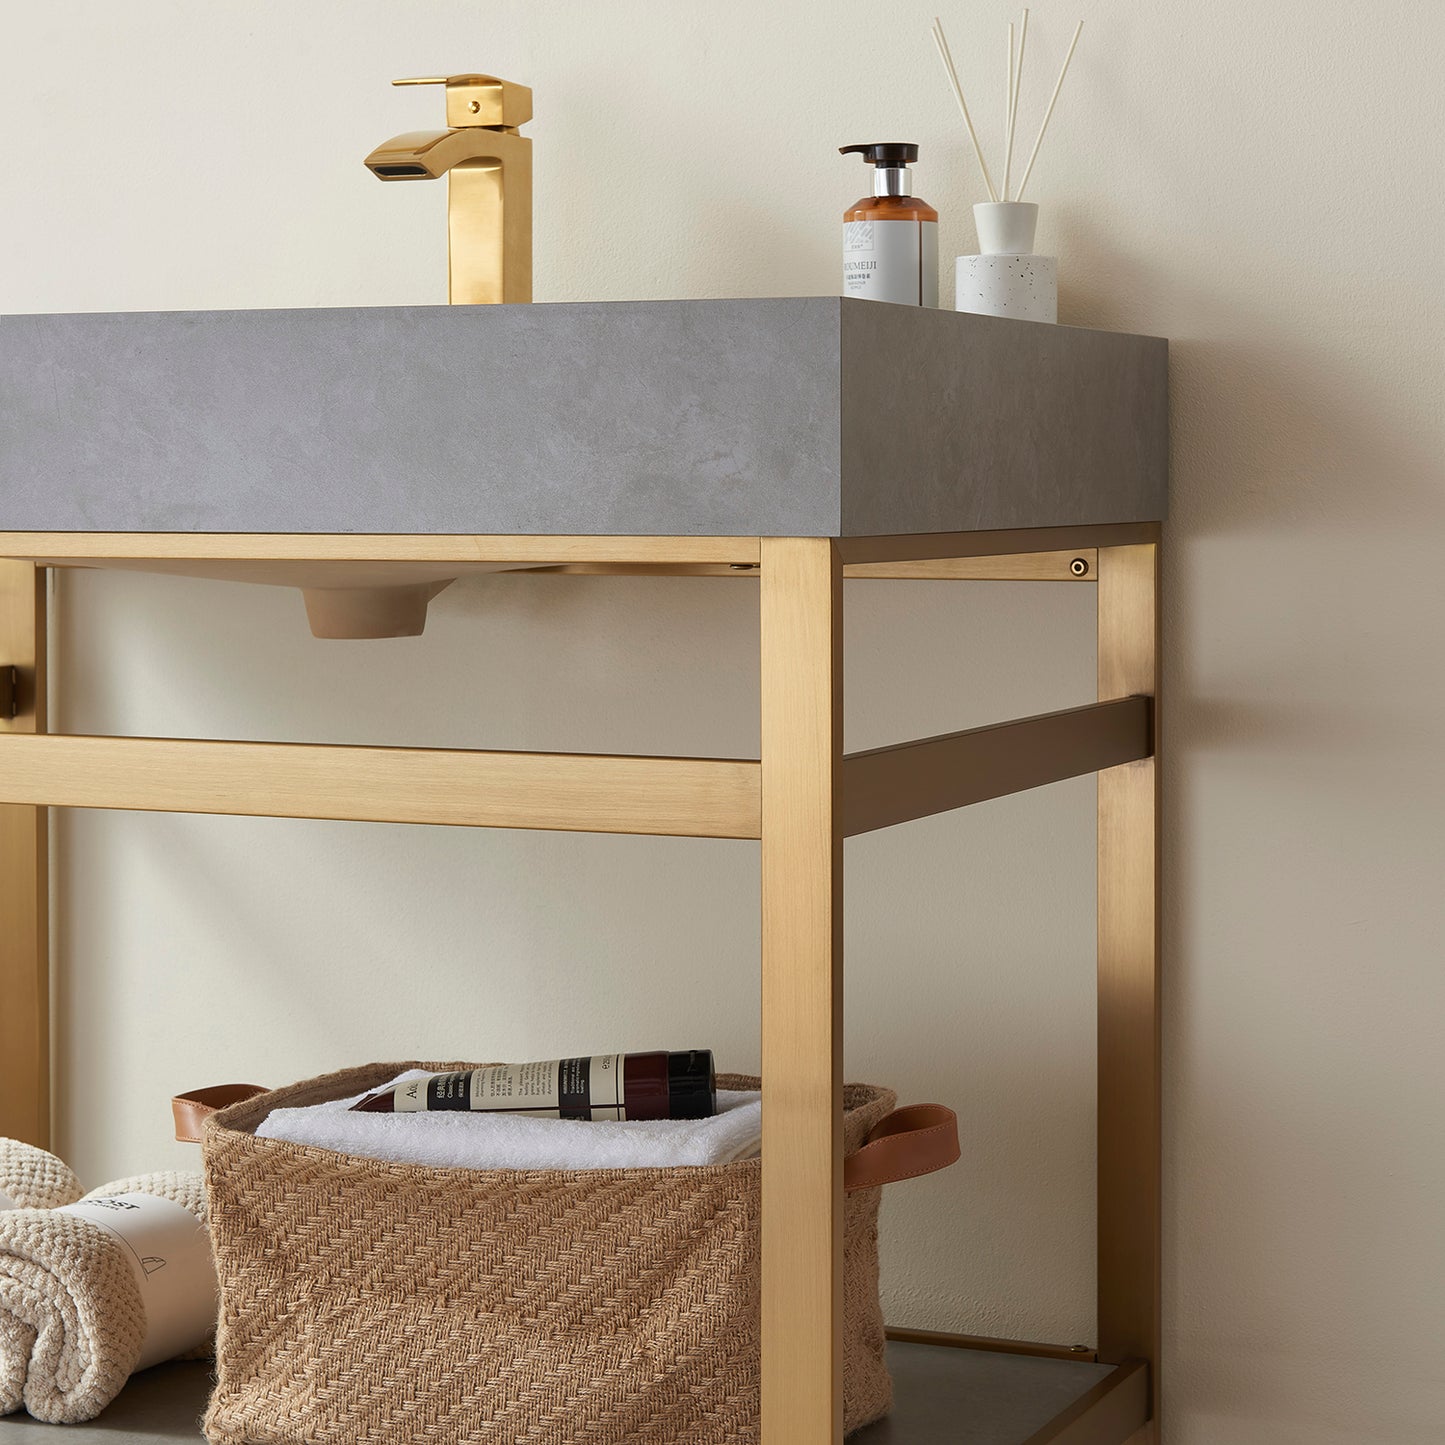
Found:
<box><xmin>257</xmin><ymin>1070</ymin><xmax>762</xmax><ymax>1171</ymax></box>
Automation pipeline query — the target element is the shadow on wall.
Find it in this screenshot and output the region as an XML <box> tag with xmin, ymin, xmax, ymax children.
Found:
<box><xmin>1164</xmin><ymin>1054</ymin><xmax>1445</xmax><ymax>1444</ymax></box>
<box><xmin>1061</xmin><ymin>191</ymin><xmax>1445</xmax><ymax>1443</ymax></box>
<box><xmin>1059</xmin><ymin>214</ymin><xmax>1444</xmax><ymax>538</ymax></box>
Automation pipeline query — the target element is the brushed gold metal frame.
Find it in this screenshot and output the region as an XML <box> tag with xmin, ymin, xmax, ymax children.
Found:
<box><xmin>885</xmin><ymin>1326</ymin><xmax>1099</xmax><ymax>1363</ymax></box>
<box><xmin>0</xmin><ymin>561</ymin><xmax>47</xmax><ymax>1147</ymax></box>
<box><xmin>843</xmin><ymin>696</ymin><xmax>1152</xmax><ymax>836</ymax></box>
<box><xmin>0</xmin><ymin>529</ymin><xmax>1160</xmax><ymax>1445</ymax></box>
<box><xmin>0</xmin><ymin>536</ymin><xmax>1112</xmax><ymax>641</ymax></box>
<box><xmin>1096</xmin><ymin>542</ymin><xmax>1162</xmax><ymax>1442</ymax></box>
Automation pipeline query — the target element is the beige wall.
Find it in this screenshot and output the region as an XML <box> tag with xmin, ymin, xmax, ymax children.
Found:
<box><xmin>8</xmin><ymin>2</ymin><xmax>1445</xmax><ymax>1441</ymax></box>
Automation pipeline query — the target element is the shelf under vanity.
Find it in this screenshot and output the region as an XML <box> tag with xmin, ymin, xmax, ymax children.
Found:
<box><xmin>0</xmin><ymin>1344</ymin><xmax>1143</xmax><ymax>1445</ymax></box>
<box><xmin>0</xmin><ymin>297</ymin><xmax>1166</xmax><ymax>1445</ymax></box>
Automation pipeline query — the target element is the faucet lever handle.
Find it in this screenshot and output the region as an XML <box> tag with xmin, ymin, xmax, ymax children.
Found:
<box><xmin>388</xmin><ymin>73</ymin><xmax>532</xmax><ymax>130</ymax></box>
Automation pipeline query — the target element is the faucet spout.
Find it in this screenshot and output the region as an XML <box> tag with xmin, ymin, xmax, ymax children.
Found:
<box><xmin>365</xmin><ymin>128</ymin><xmax>503</xmax><ymax>181</ymax></box>
<box><xmin>365</xmin><ymin>75</ymin><xmax>533</xmax><ymax>305</ymax></box>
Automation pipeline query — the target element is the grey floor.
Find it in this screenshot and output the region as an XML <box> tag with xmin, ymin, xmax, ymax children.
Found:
<box><xmin>0</xmin><ymin>1363</ymin><xmax>211</xmax><ymax>1443</ymax></box>
<box><xmin>855</xmin><ymin>1343</ymin><xmax>1116</xmax><ymax>1443</ymax></box>
<box><xmin>0</xmin><ymin>1342</ymin><xmax>1116</xmax><ymax>1443</ymax></box>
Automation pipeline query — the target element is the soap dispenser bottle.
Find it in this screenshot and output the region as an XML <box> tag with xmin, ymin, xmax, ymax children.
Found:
<box><xmin>840</xmin><ymin>143</ymin><xmax>938</xmax><ymax>306</ymax></box>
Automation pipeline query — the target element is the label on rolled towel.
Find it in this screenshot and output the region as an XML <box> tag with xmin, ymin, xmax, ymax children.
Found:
<box><xmin>0</xmin><ymin>1187</ymin><xmax>16</xmax><ymax>1210</ymax></box>
<box><xmin>59</xmin><ymin>1193</ymin><xmax>217</xmax><ymax>1371</ymax></box>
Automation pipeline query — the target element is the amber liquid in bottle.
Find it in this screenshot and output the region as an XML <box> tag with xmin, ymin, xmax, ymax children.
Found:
<box><xmin>841</xmin><ymin>143</ymin><xmax>939</xmax><ymax>307</ymax></box>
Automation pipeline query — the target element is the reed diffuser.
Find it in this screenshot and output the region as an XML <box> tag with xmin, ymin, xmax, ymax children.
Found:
<box><xmin>931</xmin><ymin>10</ymin><xmax>1084</xmax><ymax>321</ymax></box>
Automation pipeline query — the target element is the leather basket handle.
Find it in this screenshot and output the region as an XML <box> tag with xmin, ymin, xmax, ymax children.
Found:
<box><xmin>173</xmin><ymin>1084</ymin><xmax>268</xmax><ymax>1142</ymax></box>
<box><xmin>844</xmin><ymin>1104</ymin><xmax>960</xmax><ymax>1191</ymax></box>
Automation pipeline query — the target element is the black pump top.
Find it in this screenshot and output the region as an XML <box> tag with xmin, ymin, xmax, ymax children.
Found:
<box><xmin>839</xmin><ymin>142</ymin><xmax>920</xmax><ymax>166</ymax></box>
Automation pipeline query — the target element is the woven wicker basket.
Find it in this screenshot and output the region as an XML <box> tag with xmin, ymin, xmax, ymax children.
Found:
<box><xmin>197</xmin><ymin>1062</ymin><xmax>921</xmax><ymax>1445</ymax></box>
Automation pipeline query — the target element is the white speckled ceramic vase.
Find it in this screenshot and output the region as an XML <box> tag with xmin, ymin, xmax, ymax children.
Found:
<box><xmin>955</xmin><ymin>201</ymin><xmax>1057</xmax><ymax>323</ymax></box>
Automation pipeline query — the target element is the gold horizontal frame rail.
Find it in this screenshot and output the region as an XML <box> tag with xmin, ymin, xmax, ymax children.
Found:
<box><xmin>837</xmin><ymin>523</ymin><xmax>1160</xmax><ymax>566</ymax></box>
<box><xmin>0</xmin><ymin>533</ymin><xmax>762</xmax><ymax>567</ymax></box>
<box><xmin>524</xmin><ymin>550</ymin><xmax>1097</xmax><ymax>582</ymax></box>
<box><xmin>845</xmin><ymin>549</ymin><xmax>1096</xmax><ymax>581</ymax></box>
<box><xmin>0</xmin><ymin>734</ymin><xmax>761</xmax><ymax>839</ymax></box>
<box><xmin>885</xmin><ymin>1326</ymin><xmax>1097</xmax><ymax>1363</ymax></box>
<box><xmin>843</xmin><ymin>697</ymin><xmax>1153</xmax><ymax>836</ymax></box>
<box><xmin>1020</xmin><ymin>1359</ymin><xmax>1149</xmax><ymax>1445</ymax></box>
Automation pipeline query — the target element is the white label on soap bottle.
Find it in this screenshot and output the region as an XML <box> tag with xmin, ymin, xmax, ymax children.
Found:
<box><xmin>844</xmin><ymin>219</ymin><xmax>938</xmax><ymax>306</ymax></box>
<box><xmin>59</xmin><ymin>1193</ymin><xmax>217</xmax><ymax>1371</ymax></box>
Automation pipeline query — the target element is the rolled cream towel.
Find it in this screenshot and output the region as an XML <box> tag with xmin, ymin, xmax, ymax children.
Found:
<box><xmin>0</xmin><ymin>1171</ymin><xmax>216</xmax><ymax>1424</ymax></box>
<box><xmin>0</xmin><ymin>1140</ymin><xmax>82</xmax><ymax>1211</ymax></box>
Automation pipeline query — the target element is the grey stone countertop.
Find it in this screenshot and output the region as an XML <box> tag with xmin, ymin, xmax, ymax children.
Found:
<box><xmin>0</xmin><ymin>298</ymin><xmax>1166</xmax><ymax>538</ymax></box>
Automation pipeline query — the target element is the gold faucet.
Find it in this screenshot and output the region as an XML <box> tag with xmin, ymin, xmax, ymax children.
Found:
<box><xmin>365</xmin><ymin>74</ymin><xmax>532</xmax><ymax>304</ymax></box>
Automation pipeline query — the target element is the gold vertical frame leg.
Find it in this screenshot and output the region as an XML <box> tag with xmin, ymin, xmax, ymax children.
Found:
<box><xmin>0</xmin><ymin>562</ymin><xmax>49</xmax><ymax>1147</ymax></box>
<box><xmin>760</xmin><ymin>537</ymin><xmax>843</xmax><ymax>1445</ymax></box>
<box><xmin>1097</xmin><ymin>542</ymin><xmax>1161</xmax><ymax>1440</ymax></box>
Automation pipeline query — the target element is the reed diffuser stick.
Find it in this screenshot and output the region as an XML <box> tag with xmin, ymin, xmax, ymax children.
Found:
<box><xmin>1003</xmin><ymin>9</ymin><xmax>1029</xmax><ymax>201</ymax></box>
<box><xmin>1005</xmin><ymin>22</ymin><xmax>1015</xmax><ymax>199</ymax></box>
<box><xmin>931</xmin><ymin>16</ymin><xmax>999</xmax><ymax>203</ymax></box>
<box><xmin>1015</xmin><ymin>19</ymin><xmax>1083</xmax><ymax>202</ymax></box>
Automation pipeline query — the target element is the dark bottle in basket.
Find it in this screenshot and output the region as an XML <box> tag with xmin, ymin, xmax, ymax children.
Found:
<box><xmin>352</xmin><ymin>1051</ymin><xmax>716</xmax><ymax>1120</ymax></box>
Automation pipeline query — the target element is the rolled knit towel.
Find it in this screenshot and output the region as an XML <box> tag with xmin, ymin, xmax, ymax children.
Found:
<box><xmin>0</xmin><ymin>1140</ymin><xmax>82</xmax><ymax>1211</ymax></box>
<box><xmin>0</xmin><ymin>1171</ymin><xmax>215</xmax><ymax>1424</ymax></box>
